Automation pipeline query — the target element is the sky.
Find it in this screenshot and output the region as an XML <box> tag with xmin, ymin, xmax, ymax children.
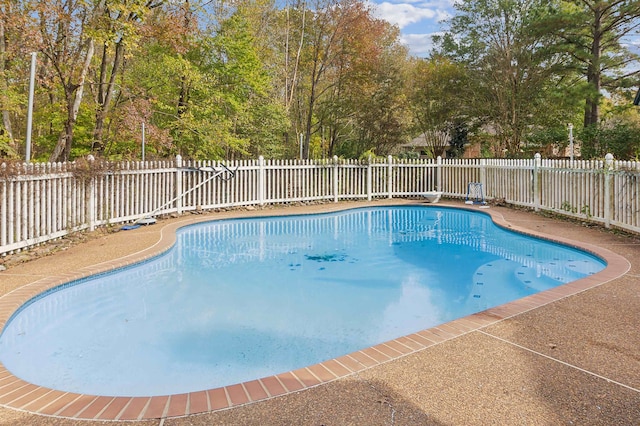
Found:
<box><xmin>367</xmin><ymin>0</ymin><xmax>639</xmax><ymax>96</ymax></box>
<box><xmin>367</xmin><ymin>0</ymin><xmax>457</xmax><ymax>57</ymax></box>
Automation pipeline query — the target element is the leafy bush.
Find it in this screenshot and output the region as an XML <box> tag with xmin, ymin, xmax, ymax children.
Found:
<box><xmin>0</xmin><ymin>133</ymin><xmax>18</xmax><ymax>159</ymax></box>
<box><xmin>446</xmin><ymin>121</ymin><xmax>468</xmax><ymax>158</ymax></box>
<box><xmin>579</xmin><ymin>123</ymin><xmax>640</xmax><ymax>160</ymax></box>
<box><xmin>524</xmin><ymin>127</ymin><xmax>568</xmax><ymax>157</ymax></box>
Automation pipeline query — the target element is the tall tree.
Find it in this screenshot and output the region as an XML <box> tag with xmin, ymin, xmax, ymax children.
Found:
<box><xmin>544</xmin><ymin>0</ymin><xmax>640</xmax><ymax>128</ymax></box>
<box><xmin>0</xmin><ymin>0</ymin><xmax>39</xmax><ymax>157</ymax></box>
<box><xmin>283</xmin><ymin>3</ymin><xmax>306</xmax><ymax>115</ymax></box>
<box><xmin>435</xmin><ymin>0</ymin><xmax>573</xmax><ymax>155</ymax></box>
<box><xmin>292</xmin><ymin>0</ymin><xmax>385</xmax><ymax>158</ymax></box>
<box><xmin>342</xmin><ymin>23</ymin><xmax>410</xmax><ymax>157</ymax></box>
<box><xmin>408</xmin><ymin>57</ymin><xmax>469</xmax><ymax>157</ymax></box>
<box><xmin>119</xmin><ymin>4</ymin><xmax>287</xmax><ymax>160</ymax></box>
<box><xmin>36</xmin><ymin>0</ymin><xmax>110</xmax><ymax>162</ymax></box>
<box><xmin>280</xmin><ymin>0</ymin><xmax>410</xmax><ymax>159</ymax></box>
<box><xmin>90</xmin><ymin>0</ymin><xmax>163</xmax><ymax>154</ymax></box>
<box><xmin>0</xmin><ymin>13</ymin><xmax>13</xmax><ymax>150</ymax></box>
<box><xmin>209</xmin><ymin>10</ymin><xmax>288</xmax><ymax>158</ymax></box>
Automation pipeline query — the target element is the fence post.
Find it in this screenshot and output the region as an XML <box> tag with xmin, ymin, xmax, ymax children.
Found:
<box><xmin>604</xmin><ymin>153</ymin><xmax>614</xmax><ymax>228</ymax></box>
<box><xmin>258</xmin><ymin>156</ymin><xmax>265</xmax><ymax>206</ymax></box>
<box><xmin>533</xmin><ymin>153</ymin><xmax>541</xmax><ymax>212</ymax></box>
<box><xmin>387</xmin><ymin>155</ymin><xmax>393</xmax><ymax>198</ymax></box>
<box><xmin>479</xmin><ymin>158</ymin><xmax>487</xmax><ymax>194</ymax></box>
<box><xmin>367</xmin><ymin>155</ymin><xmax>372</xmax><ymax>201</ymax></box>
<box><xmin>436</xmin><ymin>156</ymin><xmax>442</xmax><ymax>192</ymax></box>
<box><xmin>333</xmin><ymin>155</ymin><xmax>339</xmax><ymax>203</ymax></box>
<box><xmin>87</xmin><ymin>155</ymin><xmax>97</xmax><ymax>231</ymax></box>
<box><xmin>175</xmin><ymin>155</ymin><xmax>183</xmax><ymax>215</ymax></box>
<box><xmin>0</xmin><ymin>163</ymin><xmax>6</xmax><ymax>247</ymax></box>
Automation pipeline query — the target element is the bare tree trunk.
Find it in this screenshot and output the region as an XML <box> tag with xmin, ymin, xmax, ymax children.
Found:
<box><xmin>49</xmin><ymin>38</ymin><xmax>95</xmax><ymax>162</ymax></box>
<box><xmin>285</xmin><ymin>5</ymin><xmax>305</xmax><ymax>111</ymax></box>
<box><xmin>1</xmin><ymin>110</ymin><xmax>12</xmax><ymax>142</ymax></box>
<box><xmin>92</xmin><ymin>40</ymin><xmax>124</xmax><ymax>153</ymax></box>
<box><xmin>328</xmin><ymin>126</ymin><xmax>337</xmax><ymax>157</ymax></box>
<box><xmin>303</xmin><ymin>52</ymin><xmax>321</xmax><ymax>160</ymax></box>
<box><xmin>50</xmin><ymin>104</ymin><xmax>74</xmax><ymax>163</ymax></box>
<box><xmin>177</xmin><ymin>75</ymin><xmax>190</xmax><ymax>117</ymax></box>
<box><xmin>0</xmin><ymin>19</ymin><xmax>14</xmax><ymax>146</ymax></box>
<box><xmin>584</xmin><ymin>62</ymin><xmax>601</xmax><ymax>128</ymax></box>
<box><xmin>584</xmin><ymin>7</ymin><xmax>602</xmax><ymax>128</ymax></box>
<box><xmin>177</xmin><ymin>0</ymin><xmax>192</xmax><ymax>119</ymax></box>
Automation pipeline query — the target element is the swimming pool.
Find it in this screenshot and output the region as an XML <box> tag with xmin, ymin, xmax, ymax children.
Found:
<box><xmin>0</xmin><ymin>206</ymin><xmax>605</xmax><ymax>397</ymax></box>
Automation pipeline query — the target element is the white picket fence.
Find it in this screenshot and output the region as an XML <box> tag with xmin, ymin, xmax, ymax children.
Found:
<box><xmin>1</xmin><ymin>153</ymin><xmax>639</xmax><ymax>255</ymax></box>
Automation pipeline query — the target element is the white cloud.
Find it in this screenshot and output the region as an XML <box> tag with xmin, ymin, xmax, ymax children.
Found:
<box><xmin>367</xmin><ymin>0</ymin><xmax>455</xmax><ymax>57</ymax></box>
<box><xmin>402</xmin><ymin>32</ymin><xmax>442</xmax><ymax>57</ymax></box>
<box><xmin>368</xmin><ymin>0</ymin><xmax>452</xmax><ymax>31</ymax></box>
<box><xmin>374</xmin><ymin>2</ymin><xmax>438</xmax><ymax>28</ymax></box>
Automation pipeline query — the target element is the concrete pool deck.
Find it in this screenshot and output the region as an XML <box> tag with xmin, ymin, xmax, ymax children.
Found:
<box><xmin>0</xmin><ymin>199</ymin><xmax>638</xmax><ymax>425</ymax></box>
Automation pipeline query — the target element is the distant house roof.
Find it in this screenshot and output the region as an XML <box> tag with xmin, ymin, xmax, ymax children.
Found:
<box><xmin>399</xmin><ymin>133</ymin><xmax>450</xmax><ymax>149</ymax></box>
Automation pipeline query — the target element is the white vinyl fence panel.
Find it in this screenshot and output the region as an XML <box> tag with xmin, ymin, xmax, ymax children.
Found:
<box><xmin>441</xmin><ymin>158</ymin><xmax>483</xmax><ymax>198</ymax></box>
<box><xmin>264</xmin><ymin>159</ymin><xmax>335</xmax><ymax>203</ymax></box>
<box><xmin>388</xmin><ymin>158</ymin><xmax>438</xmax><ymax>197</ymax></box>
<box><xmin>483</xmin><ymin>158</ymin><xmax>535</xmax><ymax>206</ymax></box>
<box><xmin>538</xmin><ymin>159</ymin><xmax>606</xmax><ymax>220</ymax></box>
<box><xmin>611</xmin><ymin>160</ymin><xmax>640</xmax><ymax>230</ymax></box>
<box><xmin>2</xmin><ymin>154</ymin><xmax>640</xmax><ymax>255</ymax></box>
<box><xmin>1</xmin><ymin>163</ymin><xmax>88</xmax><ymax>253</ymax></box>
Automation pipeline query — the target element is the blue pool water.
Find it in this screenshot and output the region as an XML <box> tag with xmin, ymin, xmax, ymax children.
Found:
<box><xmin>0</xmin><ymin>206</ymin><xmax>605</xmax><ymax>397</ymax></box>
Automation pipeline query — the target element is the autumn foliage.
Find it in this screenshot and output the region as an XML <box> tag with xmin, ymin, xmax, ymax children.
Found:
<box><xmin>1</xmin><ymin>0</ymin><xmax>639</xmax><ymax>162</ymax></box>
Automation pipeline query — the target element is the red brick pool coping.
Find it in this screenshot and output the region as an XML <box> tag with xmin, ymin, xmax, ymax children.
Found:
<box><xmin>0</xmin><ymin>202</ymin><xmax>630</xmax><ymax>421</ymax></box>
